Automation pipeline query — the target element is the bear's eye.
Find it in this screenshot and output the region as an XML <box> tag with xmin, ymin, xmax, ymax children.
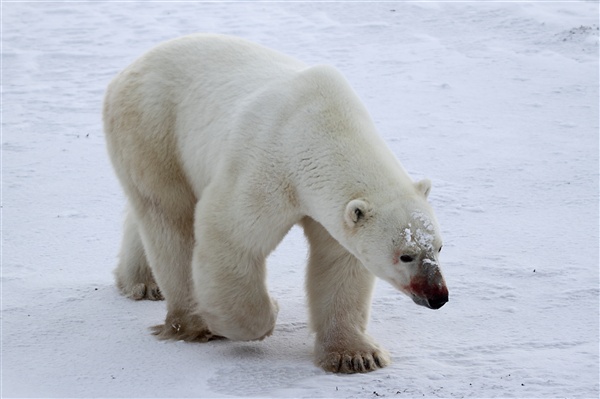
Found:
<box><xmin>400</xmin><ymin>255</ymin><xmax>414</xmax><ymax>263</ymax></box>
<box><xmin>438</xmin><ymin>245</ymin><xmax>443</xmax><ymax>253</ymax></box>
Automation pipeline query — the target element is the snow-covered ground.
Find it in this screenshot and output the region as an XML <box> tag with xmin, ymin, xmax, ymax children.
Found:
<box><xmin>2</xmin><ymin>2</ymin><xmax>598</xmax><ymax>398</ymax></box>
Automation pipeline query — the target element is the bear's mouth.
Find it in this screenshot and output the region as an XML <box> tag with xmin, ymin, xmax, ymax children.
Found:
<box><xmin>411</xmin><ymin>293</ymin><xmax>448</xmax><ymax>310</ymax></box>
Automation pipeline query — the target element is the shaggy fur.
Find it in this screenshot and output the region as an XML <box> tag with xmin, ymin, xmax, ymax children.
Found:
<box><xmin>103</xmin><ymin>34</ymin><xmax>448</xmax><ymax>373</ymax></box>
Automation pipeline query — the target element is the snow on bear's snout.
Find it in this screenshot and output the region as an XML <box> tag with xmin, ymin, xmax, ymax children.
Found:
<box><xmin>395</xmin><ymin>212</ymin><xmax>448</xmax><ymax>310</ymax></box>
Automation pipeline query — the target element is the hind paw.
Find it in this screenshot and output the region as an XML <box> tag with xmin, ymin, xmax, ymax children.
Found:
<box><xmin>151</xmin><ymin>310</ymin><xmax>223</xmax><ymax>342</ymax></box>
<box><xmin>118</xmin><ymin>281</ymin><xmax>164</xmax><ymax>301</ymax></box>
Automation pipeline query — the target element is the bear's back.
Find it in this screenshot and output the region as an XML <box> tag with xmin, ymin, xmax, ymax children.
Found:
<box><xmin>131</xmin><ymin>34</ymin><xmax>306</xmax><ymax>97</ymax></box>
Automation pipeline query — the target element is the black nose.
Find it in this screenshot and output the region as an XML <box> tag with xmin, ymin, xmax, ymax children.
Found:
<box><xmin>427</xmin><ymin>294</ymin><xmax>448</xmax><ymax>310</ymax></box>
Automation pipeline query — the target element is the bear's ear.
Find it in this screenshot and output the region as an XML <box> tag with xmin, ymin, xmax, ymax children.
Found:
<box><xmin>415</xmin><ymin>179</ymin><xmax>432</xmax><ymax>199</ymax></box>
<box><xmin>345</xmin><ymin>199</ymin><xmax>370</xmax><ymax>228</ymax></box>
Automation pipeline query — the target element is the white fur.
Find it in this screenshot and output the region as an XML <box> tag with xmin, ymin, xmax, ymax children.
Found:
<box><xmin>104</xmin><ymin>34</ymin><xmax>448</xmax><ymax>373</ymax></box>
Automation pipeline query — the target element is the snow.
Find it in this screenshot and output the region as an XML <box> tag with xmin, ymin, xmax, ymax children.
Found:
<box><xmin>2</xmin><ymin>2</ymin><xmax>598</xmax><ymax>398</ymax></box>
<box><xmin>409</xmin><ymin>212</ymin><xmax>436</xmax><ymax>251</ymax></box>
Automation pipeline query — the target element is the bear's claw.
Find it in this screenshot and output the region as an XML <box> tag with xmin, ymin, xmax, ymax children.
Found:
<box><xmin>319</xmin><ymin>348</ymin><xmax>390</xmax><ymax>373</ymax></box>
<box><xmin>126</xmin><ymin>282</ymin><xmax>163</xmax><ymax>301</ymax></box>
<box><xmin>150</xmin><ymin>310</ymin><xmax>224</xmax><ymax>342</ymax></box>
<box><xmin>150</xmin><ymin>323</ymin><xmax>221</xmax><ymax>342</ymax></box>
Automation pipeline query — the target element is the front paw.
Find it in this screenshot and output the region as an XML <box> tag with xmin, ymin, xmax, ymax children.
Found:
<box><xmin>317</xmin><ymin>343</ymin><xmax>390</xmax><ymax>373</ymax></box>
<box><xmin>200</xmin><ymin>296</ymin><xmax>279</xmax><ymax>341</ymax></box>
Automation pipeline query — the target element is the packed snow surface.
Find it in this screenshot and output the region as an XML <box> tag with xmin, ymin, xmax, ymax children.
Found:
<box><xmin>2</xmin><ymin>2</ymin><xmax>598</xmax><ymax>398</ymax></box>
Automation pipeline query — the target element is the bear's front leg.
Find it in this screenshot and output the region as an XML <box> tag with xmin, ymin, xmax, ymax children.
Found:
<box><xmin>192</xmin><ymin>237</ymin><xmax>279</xmax><ymax>341</ymax></box>
<box><xmin>191</xmin><ymin>193</ymin><xmax>282</xmax><ymax>342</ymax></box>
<box><xmin>302</xmin><ymin>217</ymin><xmax>390</xmax><ymax>373</ymax></box>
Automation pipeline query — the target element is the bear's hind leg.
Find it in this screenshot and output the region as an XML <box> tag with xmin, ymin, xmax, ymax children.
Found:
<box><xmin>128</xmin><ymin>194</ymin><xmax>216</xmax><ymax>343</ymax></box>
<box><xmin>302</xmin><ymin>217</ymin><xmax>390</xmax><ymax>373</ymax></box>
<box><xmin>114</xmin><ymin>208</ymin><xmax>163</xmax><ymax>301</ymax></box>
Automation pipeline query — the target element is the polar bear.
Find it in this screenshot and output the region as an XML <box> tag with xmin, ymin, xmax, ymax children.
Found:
<box><xmin>103</xmin><ymin>34</ymin><xmax>448</xmax><ymax>374</ymax></box>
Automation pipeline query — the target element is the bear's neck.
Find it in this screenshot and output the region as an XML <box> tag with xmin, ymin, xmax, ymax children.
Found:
<box><xmin>287</xmin><ymin>110</ymin><xmax>413</xmax><ymax>244</ymax></box>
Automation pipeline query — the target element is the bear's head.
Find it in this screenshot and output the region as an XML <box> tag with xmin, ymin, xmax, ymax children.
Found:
<box><xmin>343</xmin><ymin>179</ymin><xmax>448</xmax><ymax>310</ymax></box>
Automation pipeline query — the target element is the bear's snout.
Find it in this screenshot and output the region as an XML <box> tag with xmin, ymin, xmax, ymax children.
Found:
<box><xmin>407</xmin><ymin>270</ymin><xmax>448</xmax><ymax>310</ymax></box>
